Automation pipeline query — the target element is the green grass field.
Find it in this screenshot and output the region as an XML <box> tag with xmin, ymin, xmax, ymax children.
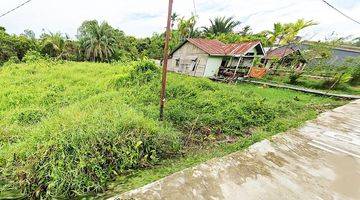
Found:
<box><xmin>0</xmin><ymin>60</ymin><xmax>346</xmax><ymax>199</ymax></box>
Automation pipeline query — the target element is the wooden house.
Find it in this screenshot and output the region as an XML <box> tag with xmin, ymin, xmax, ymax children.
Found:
<box><xmin>168</xmin><ymin>38</ymin><xmax>265</xmax><ymax>77</ymax></box>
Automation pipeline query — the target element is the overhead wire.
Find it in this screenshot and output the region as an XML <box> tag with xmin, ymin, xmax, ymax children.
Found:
<box><xmin>321</xmin><ymin>0</ymin><xmax>360</xmax><ymax>25</ymax></box>
<box><xmin>0</xmin><ymin>0</ymin><xmax>32</xmax><ymax>19</ymax></box>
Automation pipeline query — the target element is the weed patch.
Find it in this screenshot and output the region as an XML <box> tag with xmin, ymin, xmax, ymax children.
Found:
<box><xmin>0</xmin><ymin>60</ymin><xmax>345</xmax><ymax>198</ymax></box>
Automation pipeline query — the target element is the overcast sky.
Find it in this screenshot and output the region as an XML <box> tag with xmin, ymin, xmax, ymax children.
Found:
<box><xmin>0</xmin><ymin>0</ymin><xmax>359</xmax><ymax>40</ymax></box>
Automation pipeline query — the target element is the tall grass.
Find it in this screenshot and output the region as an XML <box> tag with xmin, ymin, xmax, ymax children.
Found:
<box><xmin>0</xmin><ymin>60</ymin><xmax>344</xmax><ymax>198</ymax></box>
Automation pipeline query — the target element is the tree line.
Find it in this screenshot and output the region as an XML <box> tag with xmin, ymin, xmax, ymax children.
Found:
<box><xmin>1</xmin><ymin>16</ymin><xmax>359</xmax><ymax>66</ymax></box>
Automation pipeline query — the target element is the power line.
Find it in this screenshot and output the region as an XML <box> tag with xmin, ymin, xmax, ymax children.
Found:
<box><xmin>321</xmin><ymin>0</ymin><xmax>360</xmax><ymax>25</ymax></box>
<box><xmin>0</xmin><ymin>0</ymin><xmax>32</xmax><ymax>19</ymax></box>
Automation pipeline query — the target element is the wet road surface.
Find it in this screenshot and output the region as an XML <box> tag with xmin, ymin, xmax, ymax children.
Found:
<box><xmin>111</xmin><ymin>100</ymin><xmax>360</xmax><ymax>200</ymax></box>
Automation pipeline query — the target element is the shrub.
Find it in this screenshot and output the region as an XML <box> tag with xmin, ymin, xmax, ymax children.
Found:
<box><xmin>288</xmin><ymin>70</ymin><xmax>302</xmax><ymax>84</ymax></box>
<box><xmin>349</xmin><ymin>67</ymin><xmax>360</xmax><ymax>86</ymax></box>
<box><xmin>2</xmin><ymin>94</ymin><xmax>181</xmax><ymax>198</ymax></box>
<box><xmin>109</xmin><ymin>59</ymin><xmax>160</xmax><ymax>89</ymax></box>
<box><xmin>23</xmin><ymin>50</ymin><xmax>45</xmax><ymax>63</ymax></box>
<box><xmin>3</xmin><ymin>56</ymin><xmax>20</xmax><ymax>66</ymax></box>
<box><xmin>129</xmin><ymin>59</ymin><xmax>160</xmax><ymax>85</ymax></box>
<box><xmin>322</xmin><ymin>72</ymin><xmax>352</xmax><ymax>89</ymax></box>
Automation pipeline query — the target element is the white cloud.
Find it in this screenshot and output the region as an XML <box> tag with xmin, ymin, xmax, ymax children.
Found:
<box><xmin>0</xmin><ymin>0</ymin><xmax>359</xmax><ymax>40</ymax></box>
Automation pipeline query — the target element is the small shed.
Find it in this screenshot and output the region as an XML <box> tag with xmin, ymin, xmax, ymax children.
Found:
<box><xmin>168</xmin><ymin>38</ymin><xmax>265</xmax><ymax>77</ymax></box>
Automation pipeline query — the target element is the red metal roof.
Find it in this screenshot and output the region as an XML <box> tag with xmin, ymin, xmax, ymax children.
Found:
<box><xmin>186</xmin><ymin>38</ymin><xmax>261</xmax><ymax>56</ymax></box>
<box><xmin>223</xmin><ymin>41</ymin><xmax>262</xmax><ymax>56</ymax></box>
<box><xmin>265</xmin><ymin>46</ymin><xmax>297</xmax><ymax>59</ymax></box>
<box><xmin>187</xmin><ymin>38</ymin><xmax>226</xmax><ymax>55</ymax></box>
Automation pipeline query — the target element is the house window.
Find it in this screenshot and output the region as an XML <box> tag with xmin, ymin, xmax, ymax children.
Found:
<box><xmin>190</xmin><ymin>58</ymin><xmax>198</xmax><ymax>71</ymax></box>
<box><xmin>220</xmin><ymin>59</ymin><xmax>227</xmax><ymax>67</ymax></box>
<box><xmin>175</xmin><ymin>58</ymin><xmax>180</xmax><ymax>67</ymax></box>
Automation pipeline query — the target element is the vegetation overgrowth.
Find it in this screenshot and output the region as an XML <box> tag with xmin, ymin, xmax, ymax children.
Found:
<box><xmin>3</xmin><ymin>15</ymin><xmax>358</xmax><ymax>67</ymax></box>
<box><xmin>263</xmin><ymin>57</ymin><xmax>360</xmax><ymax>95</ymax></box>
<box><xmin>0</xmin><ymin>59</ymin><xmax>345</xmax><ymax>198</ymax></box>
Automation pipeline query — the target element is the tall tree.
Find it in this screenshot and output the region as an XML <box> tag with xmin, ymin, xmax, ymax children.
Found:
<box><xmin>266</xmin><ymin>19</ymin><xmax>317</xmax><ymax>49</ymax></box>
<box><xmin>266</xmin><ymin>23</ymin><xmax>285</xmax><ymax>47</ymax></box>
<box><xmin>177</xmin><ymin>15</ymin><xmax>198</xmax><ymax>41</ymax></box>
<box><xmin>171</xmin><ymin>12</ymin><xmax>179</xmax><ymax>28</ymax></box>
<box><xmin>77</xmin><ymin>20</ymin><xmax>116</xmax><ymax>62</ymax></box>
<box><xmin>203</xmin><ymin>16</ymin><xmax>241</xmax><ymax>36</ymax></box>
<box><xmin>283</xmin><ymin>19</ymin><xmax>317</xmax><ymax>44</ymax></box>
<box><xmin>40</xmin><ymin>32</ymin><xmax>65</xmax><ymax>58</ymax></box>
<box><xmin>0</xmin><ymin>27</ymin><xmax>16</xmax><ymax>65</ymax></box>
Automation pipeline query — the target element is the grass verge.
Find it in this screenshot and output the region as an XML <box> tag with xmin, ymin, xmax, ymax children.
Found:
<box><xmin>0</xmin><ymin>60</ymin><xmax>346</xmax><ymax>199</ymax></box>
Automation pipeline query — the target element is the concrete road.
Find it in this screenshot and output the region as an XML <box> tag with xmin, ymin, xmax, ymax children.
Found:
<box><xmin>112</xmin><ymin>100</ymin><xmax>360</xmax><ymax>200</ymax></box>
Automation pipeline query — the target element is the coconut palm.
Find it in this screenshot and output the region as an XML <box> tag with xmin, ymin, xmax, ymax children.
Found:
<box><xmin>203</xmin><ymin>16</ymin><xmax>241</xmax><ymax>35</ymax></box>
<box><xmin>283</xmin><ymin>19</ymin><xmax>318</xmax><ymax>44</ymax></box>
<box><xmin>177</xmin><ymin>15</ymin><xmax>198</xmax><ymax>41</ymax></box>
<box><xmin>171</xmin><ymin>12</ymin><xmax>179</xmax><ymax>28</ymax></box>
<box><xmin>266</xmin><ymin>23</ymin><xmax>285</xmax><ymax>47</ymax></box>
<box><xmin>78</xmin><ymin>20</ymin><xmax>116</xmax><ymax>62</ymax></box>
<box><xmin>266</xmin><ymin>19</ymin><xmax>317</xmax><ymax>49</ymax></box>
<box><xmin>40</xmin><ymin>32</ymin><xmax>65</xmax><ymax>58</ymax></box>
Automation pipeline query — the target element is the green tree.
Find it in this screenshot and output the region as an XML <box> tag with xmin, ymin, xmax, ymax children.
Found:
<box><xmin>77</xmin><ymin>20</ymin><xmax>117</xmax><ymax>62</ymax></box>
<box><xmin>266</xmin><ymin>23</ymin><xmax>285</xmax><ymax>47</ymax></box>
<box><xmin>40</xmin><ymin>32</ymin><xmax>66</xmax><ymax>58</ymax></box>
<box><xmin>203</xmin><ymin>16</ymin><xmax>241</xmax><ymax>36</ymax></box>
<box><xmin>0</xmin><ymin>27</ymin><xmax>37</xmax><ymax>65</ymax></box>
<box><xmin>212</xmin><ymin>32</ymin><xmax>268</xmax><ymax>46</ymax></box>
<box><xmin>0</xmin><ymin>27</ymin><xmax>16</xmax><ymax>65</ymax></box>
<box><xmin>21</xmin><ymin>29</ymin><xmax>36</xmax><ymax>39</ymax></box>
<box><xmin>282</xmin><ymin>19</ymin><xmax>317</xmax><ymax>44</ymax></box>
<box><xmin>171</xmin><ymin>12</ymin><xmax>179</xmax><ymax>28</ymax></box>
<box><xmin>177</xmin><ymin>15</ymin><xmax>198</xmax><ymax>41</ymax></box>
<box><xmin>266</xmin><ymin>19</ymin><xmax>317</xmax><ymax>47</ymax></box>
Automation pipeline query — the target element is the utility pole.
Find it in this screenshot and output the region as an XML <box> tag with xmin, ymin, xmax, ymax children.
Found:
<box><xmin>159</xmin><ymin>0</ymin><xmax>174</xmax><ymax>121</ymax></box>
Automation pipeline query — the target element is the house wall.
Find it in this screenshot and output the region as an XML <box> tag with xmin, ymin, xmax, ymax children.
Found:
<box><xmin>204</xmin><ymin>57</ymin><xmax>223</xmax><ymax>77</ymax></box>
<box><xmin>168</xmin><ymin>42</ymin><xmax>209</xmax><ymax>77</ymax></box>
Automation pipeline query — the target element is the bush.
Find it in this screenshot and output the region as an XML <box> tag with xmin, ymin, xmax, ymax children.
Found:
<box><xmin>321</xmin><ymin>72</ymin><xmax>352</xmax><ymax>89</ymax></box>
<box><xmin>2</xmin><ymin>94</ymin><xmax>181</xmax><ymax>198</ymax></box>
<box><xmin>288</xmin><ymin>70</ymin><xmax>302</xmax><ymax>84</ymax></box>
<box><xmin>3</xmin><ymin>56</ymin><xmax>20</xmax><ymax>66</ymax></box>
<box><xmin>109</xmin><ymin>59</ymin><xmax>160</xmax><ymax>89</ymax></box>
<box><xmin>129</xmin><ymin>59</ymin><xmax>160</xmax><ymax>85</ymax></box>
<box><xmin>349</xmin><ymin>67</ymin><xmax>360</xmax><ymax>86</ymax></box>
<box><xmin>23</xmin><ymin>50</ymin><xmax>45</xmax><ymax>63</ymax></box>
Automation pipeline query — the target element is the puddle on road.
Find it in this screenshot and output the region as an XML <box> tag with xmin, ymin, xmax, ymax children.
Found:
<box><xmin>327</xmin><ymin>154</ymin><xmax>360</xmax><ymax>199</ymax></box>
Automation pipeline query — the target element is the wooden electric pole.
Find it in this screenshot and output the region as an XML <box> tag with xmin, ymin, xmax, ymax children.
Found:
<box><xmin>159</xmin><ymin>0</ymin><xmax>174</xmax><ymax>121</ymax></box>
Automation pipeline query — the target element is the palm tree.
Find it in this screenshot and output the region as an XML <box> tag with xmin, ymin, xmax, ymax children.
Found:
<box><xmin>78</xmin><ymin>20</ymin><xmax>116</xmax><ymax>62</ymax></box>
<box><xmin>177</xmin><ymin>15</ymin><xmax>198</xmax><ymax>41</ymax></box>
<box><xmin>283</xmin><ymin>19</ymin><xmax>317</xmax><ymax>44</ymax></box>
<box><xmin>171</xmin><ymin>12</ymin><xmax>179</xmax><ymax>28</ymax></box>
<box><xmin>266</xmin><ymin>19</ymin><xmax>317</xmax><ymax>49</ymax></box>
<box><xmin>266</xmin><ymin>23</ymin><xmax>285</xmax><ymax>47</ymax></box>
<box><xmin>203</xmin><ymin>16</ymin><xmax>241</xmax><ymax>35</ymax></box>
<box><xmin>40</xmin><ymin>32</ymin><xmax>65</xmax><ymax>58</ymax></box>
